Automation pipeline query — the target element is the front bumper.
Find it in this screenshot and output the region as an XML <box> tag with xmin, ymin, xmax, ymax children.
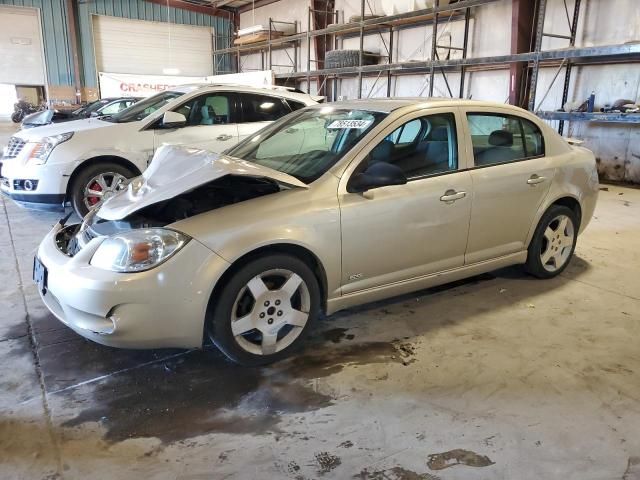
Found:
<box><xmin>36</xmin><ymin>223</ymin><xmax>230</xmax><ymax>349</ymax></box>
<box><xmin>0</xmin><ymin>157</ymin><xmax>69</xmax><ymax>210</ymax></box>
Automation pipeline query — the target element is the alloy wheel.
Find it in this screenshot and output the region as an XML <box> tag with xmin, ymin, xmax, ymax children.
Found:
<box><xmin>230</xmin><ymin>268</ymin><xmax>311</xmax><ymax>356</ymax></box>
<box><xmin>83</xmin><ymin>172</ymin><xmax>128</xmax><ymax>210</ymax></box>
<box><xmin>540</xmin><ymin>214</ymin><xmax>575</xmax><ymax>272</ymax></box>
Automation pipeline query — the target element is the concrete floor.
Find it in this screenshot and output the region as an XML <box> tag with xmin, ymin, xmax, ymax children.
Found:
<box><xmin>1</xmin><ymin>121</ymin><xmax>639</xmax><ymax>480</ymax></box>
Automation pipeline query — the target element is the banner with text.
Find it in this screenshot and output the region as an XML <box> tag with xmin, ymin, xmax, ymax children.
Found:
<box><xmin>98</xmin><ymin>71</ymin><xmax>274</xmax><ymax>98</ymax></box>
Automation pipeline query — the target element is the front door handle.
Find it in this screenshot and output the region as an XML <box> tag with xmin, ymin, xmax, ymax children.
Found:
<box><xmin>440</xmin><ymin>189</ymin><xmax>466</xmax><ymax>203</ymax></box>
<box><xmin>216</xmin><ymin>134</ymin><xmax>233</xmax><ymax>141</ymax></box>
<box><xmin>527</xmin><ymin>174</ymin><xmax>547</xmax><ymax>185</ymax></box>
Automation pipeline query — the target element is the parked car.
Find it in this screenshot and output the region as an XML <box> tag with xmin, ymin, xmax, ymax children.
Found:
<box><xmin>34</xmin><ymin>99</ymin><xmax>598</xmax><ymax>366</ymax></box>
<box><xmin>1</xmin><ymin>84</ymin><xmax>321</xmax><ymax>216</ymax></box>
<box><xmin>21</xmin><ymin>97</ymin><xmax>143</xmax><ymax>129</ymax></box>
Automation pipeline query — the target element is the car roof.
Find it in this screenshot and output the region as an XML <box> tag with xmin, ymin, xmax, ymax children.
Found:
<box><xmin>306</xmin><ymin>97</ymin><xmax>523</xmax><ymax>114</ymax></box>
<box><xmin>173</xmin><ymin>83</ymin><xmax>320</xmax><ymax>102</ymax></box>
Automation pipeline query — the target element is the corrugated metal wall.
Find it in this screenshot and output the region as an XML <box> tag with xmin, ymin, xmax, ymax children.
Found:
<box><xmin>0</xmin><ymin>0</ymin><xmax>232</xmax><ymax>88</ymax></box>
<box><xmin>78</xmin><ymin>0</ymin><xmax>233</xmax><ymax>87</ymax></box>
<box><xmin>0</xmin><ymin>0</ymin><xmax>74</xmax><ymax>86</ymax></box>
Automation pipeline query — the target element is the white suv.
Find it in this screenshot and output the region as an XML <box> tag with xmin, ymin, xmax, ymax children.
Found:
<box><xmin>0</xmin><ymin>84</ymin><xmax>321</xmax><ymax>216</ymax></box>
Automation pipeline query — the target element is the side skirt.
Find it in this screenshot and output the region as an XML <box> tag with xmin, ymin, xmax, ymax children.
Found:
<box><xmin>326</xmin><ymin>251</ymin><xmax>528</xmax><ymax>315</ymax></box>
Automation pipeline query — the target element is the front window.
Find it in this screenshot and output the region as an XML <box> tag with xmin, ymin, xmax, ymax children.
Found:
<box><xmin>226</xmin><ymin>107</ymin><xmax>387</xmax><ymax>183</ymax></box>
<box><xmin>108</xmin><ymin>91</ymin><xmax>185</xmax><ymax>123</ymax></box>
<box><xmin>359</xmin><ymin>113</ymin><xmax>458</xmax><ymax>179</ymax></box>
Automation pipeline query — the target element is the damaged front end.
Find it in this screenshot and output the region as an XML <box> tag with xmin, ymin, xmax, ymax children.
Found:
<box><xmin>55</xmin><ymin>145</ymin><xmax>307</xmax><ymax>257</ymax></box>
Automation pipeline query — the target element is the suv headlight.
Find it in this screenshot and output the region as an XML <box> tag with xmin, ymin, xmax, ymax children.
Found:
<box><xmin>90</xmin><ymin>228</ymin><xmax>189</xmax><ymax>272</ymax></box>
<box><xmin>27</xmin><ymin>132</ymin><xmax>74</xmax><ymax>165</ymax></box>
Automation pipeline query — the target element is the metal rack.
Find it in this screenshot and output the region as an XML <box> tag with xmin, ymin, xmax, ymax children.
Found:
<box><xmin>213</xmin><ymin>0</ymin><xmax>640</xmax><ymax>113</ymax></box>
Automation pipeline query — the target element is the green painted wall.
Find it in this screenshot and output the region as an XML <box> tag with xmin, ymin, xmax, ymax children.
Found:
<box><xmin>0</xmin><ymin>0</ymin><xmax>232</xmax><ymax>88</ymax></box>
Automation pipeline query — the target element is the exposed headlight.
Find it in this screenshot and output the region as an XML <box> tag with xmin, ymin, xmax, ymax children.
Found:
<box><xmin>27</xmin><ymin>132</ymin><xmax>74</xmax><ymax>165</ymax></box>
<box><xmin>90</xmin><ymin>228</ymin><xmax>189</xmax><ymax>272</ymax></box>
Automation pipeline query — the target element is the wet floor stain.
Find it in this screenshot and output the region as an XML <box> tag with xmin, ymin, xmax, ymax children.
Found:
<box><xmin>314</xmin><ymin>451</ymin><xmax>341</xmax><ymax>474</ymax></box>
<box><xmin>322</xmin><ymin>327</ymin><xmax>356</xmax><ymax>343</ymax></box>
<box><xmin>55</xmin><ymin>324</ymin><xmax>416</xmax><ymax>444</ymax></box>
<box><xmin>355</xmin><ymin>466</ymin><xmax>441</xmax><ymax>480</ymax></box>
<box><xmin>427</xmin><ymin>449</ymin><xmax>494</xmax><ymax>470</ymax></box>
<box><xmin>623</xmin><ymin>457</ymin><xmax>640</xmax><ymax>480</ymax></box>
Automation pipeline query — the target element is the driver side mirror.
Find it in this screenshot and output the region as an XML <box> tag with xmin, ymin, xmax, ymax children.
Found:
<box><xmin>161</xmin><ymin>111</ymin><xmax>187</xmax><ymax>129</ymax></box>
<box><xmin>348</xmin><ymin>162</ymin><xmax>407</xmax><ymax>193</ymax></box>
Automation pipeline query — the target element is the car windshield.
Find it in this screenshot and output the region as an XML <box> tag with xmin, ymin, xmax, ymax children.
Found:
<box><xmin>226</xmin><ymin>107</ymin><xmax>387</xmax><ymax>183</ymax></box>
<box><xmin>72</xmin><ymin>100</ymin><xmax>103</xmax><ymax>115</ymax></box>
<box><xmin>107</xmin><ymin>91</ymin><xmax>184</xmax><ymax>123</ymax></box>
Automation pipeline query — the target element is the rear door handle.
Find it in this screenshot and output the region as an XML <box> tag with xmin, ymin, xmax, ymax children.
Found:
<box><xmin>527</xmin><ymin>174</ymin><xmax>547</xmax><ymax>185</ymax></box>
<box><xmin>440</xmin><ymin>189</ymin><xmax>466</xmax><ymax>202</ymax></box>
<box><xmin>216</xmin><ymin>134</ymin><xmax>233</xmax><ymax>141</ymax></box>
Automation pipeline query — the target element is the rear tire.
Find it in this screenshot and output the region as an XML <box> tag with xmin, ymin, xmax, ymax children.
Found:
<box><xmin>70</xmin><ymin>162</ymin><xmax>136</xmax><ymax>218</ymax></box>
<box><xmin>525</xmin><ymin>205</ymin><xmax>578</xmax><ymax>279</ymax></box>
<box><xmin>207</xmin><ymin>254</ymin><xmax>321</xmax><ymax>366</ymax></box>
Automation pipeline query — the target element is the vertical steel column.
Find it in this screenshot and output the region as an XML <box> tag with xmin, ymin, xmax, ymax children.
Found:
<box><xmin>357</xmin><ymin>0</ymin><xmax>365</xmax><ymax>98</ymax></box>
<box><xmin>558</xmin><ymin>0</ymin><xmax>582</xmax><ymax>134</ymax></box>
<box><xmin>307</xmin><ymin>7</ymin><xmax>312</xmax><ymax>93</ymax></box>
<box><xmin>387</xmin><ymin>26</ymin><xmax>394</xmax><ymax>97</ymax></box>
<box><xmin>268</xmin><ymin>18</ymin><xmax>273</xmax><ymax>70</ymax></box>
<box><xmin>528</xmin><ymin>0</ymin><xmax>548</xmax><ymax>111</ymax></box>
<box><xmin>459</xmin><ymin>6</ymin><xmax>471</xmax><ymax>98</ymax></box>
<box><xmin>428</xmin><ymin>0</ymin><xmax>439</xmax><ymax>96</ymax></box>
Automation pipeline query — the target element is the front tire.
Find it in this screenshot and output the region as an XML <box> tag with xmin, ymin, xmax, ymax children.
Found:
<box><xmin>207</xmin><ymin>254</ymin><xmax>321</xmax><ymax>366</ymax></box>
<box><xmin>70</xmin><ymin>163</ymin><xmax>135</xmax><ymax>217</ymax></box>
<box><xmin>526</xmin><ymin>205</ymin><xmax>578</xmax><ymax>279</ymax></box>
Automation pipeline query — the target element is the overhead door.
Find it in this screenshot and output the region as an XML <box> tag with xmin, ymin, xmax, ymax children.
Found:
<box><xmin>92</xmin><ymin>15</ymin><xmax>214</xmax><ymax>77</ymax></box>
<box><xmin>0</xmin><ymin>6</ymin><xmax>46</xmax><ymax>85</ymax></box>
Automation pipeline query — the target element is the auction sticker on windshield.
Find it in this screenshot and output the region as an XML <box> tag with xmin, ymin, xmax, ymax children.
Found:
<box><xmin>327</xmin><ymin>119</ymin><xmax>373</xmax><ymax>129</ymax></box>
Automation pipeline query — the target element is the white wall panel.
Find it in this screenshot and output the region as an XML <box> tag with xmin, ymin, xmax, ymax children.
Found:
<box><xmin>0</xmin><ymin>6</ymin><xmax>45</xmax><ymax>85</ymax></box>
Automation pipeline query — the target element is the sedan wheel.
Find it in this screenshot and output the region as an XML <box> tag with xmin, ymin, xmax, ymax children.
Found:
<box><xmin>231</xmin><ymin>269</ymin><xmax>311</xmax><ymax>356</ymax></box>
<box><xmin>526</xmin><ymin>205</ymin><xmax>578</xmax><ymax>279</ymax></box>
<box><xmin>208</xmin><ymin>254</ymin><xmax>321</xmax><ymax>365</ymax></box>
<box><xmin>540</xmin><ymin>214</ymin><xmax>575</xmax><ymax>272</ymax></box>
<box><xmin>83</xmin><ymin>172</ymin><xmax>128</xmax><ymax>211</ymax></box>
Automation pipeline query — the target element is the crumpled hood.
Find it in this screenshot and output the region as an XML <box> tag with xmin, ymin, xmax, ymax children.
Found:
<box><xmin>97</xmin><ymin>145</ymin><xmax>309</xmax><ymax>221</ymax></box>
<box><xmin>15</xmin><ymin>117</ymin><xmax>115</xmax><ymax>141</ymax></box>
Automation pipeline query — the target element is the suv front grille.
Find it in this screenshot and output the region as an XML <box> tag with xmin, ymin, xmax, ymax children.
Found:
<box><xmin>3</xmin><ymin>137</ymin><xmax>26</xmax><ymax>159</ymax></box>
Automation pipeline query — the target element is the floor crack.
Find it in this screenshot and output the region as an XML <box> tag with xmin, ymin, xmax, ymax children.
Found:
<box><xmin>2</xmin><ymin>196</ymin><xmax>64</xmax><ymax>478</ymax></box>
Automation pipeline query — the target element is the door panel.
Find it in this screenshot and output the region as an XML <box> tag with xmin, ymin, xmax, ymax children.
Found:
<box><xmin>340</xmin><ymin>172</ymin><xmax>473</xmax><ymax>294</ymax></box>
<box><xmin>466</xmin><ymin>159</ymin><xmax>555</xmax><ymax>263</ymax></box>
<box><xmin>463</xmin><ymin>109</ymin><xmax>554</xmax><ymax>263</ymax></box>
<box><xmin>153</xmin><ymin>124</ymin><xmax>239</xmax><ymax>152</ymax></box>
<box><xmin>153</xmin><ymin>92</ymin><xmax>239</xmax><ymax>153</ymax></box>
<box><xmin>339</xmin><ymin>108</ymin><xmax>471</xmax><ymax>294</ymax></box>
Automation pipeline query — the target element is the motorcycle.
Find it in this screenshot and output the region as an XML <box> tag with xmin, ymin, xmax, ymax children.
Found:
<box><xmin>11</xmin><ymin>99</ymin><xmax>45</xmax><ymax>123</ymax></box>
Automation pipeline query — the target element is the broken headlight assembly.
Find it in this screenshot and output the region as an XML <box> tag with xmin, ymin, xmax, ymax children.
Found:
<box><xmin>90</xmin><ymin>228</ymin><xmax>189</xmax><ymax>272</ymax></box>
<box><xmin>27</xmin><ymin>132</ymin><xmax>74</xmax><ymax>165</ymax></box>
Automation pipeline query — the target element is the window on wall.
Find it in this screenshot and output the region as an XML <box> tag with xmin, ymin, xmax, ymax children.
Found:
<box><xmin>240</xmin><ymin>94</ymin><xmax>291</xmax><ymax>122</ymax></box>
<box><xmin>362</xmin><ymin>113</ymin><xmax>458</xmax><ymax>179</ymax></box>
<box><xmin>467</xmin><ymin>113</ymin><xmax>545</xmax><ymax>167</ymax></box>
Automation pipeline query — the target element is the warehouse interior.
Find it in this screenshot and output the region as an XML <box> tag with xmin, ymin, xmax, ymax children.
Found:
<box><xmin>1</xmin><ymin>0</ymin><xmax>639</xmax><ymax>479</ymax></box>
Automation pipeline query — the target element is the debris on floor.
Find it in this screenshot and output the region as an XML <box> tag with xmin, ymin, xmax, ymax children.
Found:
<box><xmin>427</xmin><ymin>449</ymin><xmax>495</xmax><ymax>470</ymax></box>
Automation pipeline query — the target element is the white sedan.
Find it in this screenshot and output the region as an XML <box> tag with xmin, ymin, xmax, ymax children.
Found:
<box><xmin>34</xmin><ymin>98</ymin><xmax>598</xmax><ymax>365</ymax></box>
<box><xmin>1</xmin><ymin>84</ymin><xmax>321</xmax><ymax>216</ymax></box>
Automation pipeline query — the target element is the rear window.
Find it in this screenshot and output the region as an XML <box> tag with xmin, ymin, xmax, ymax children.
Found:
<box><xmin>240</xmin><ymin>94</ymin><xmax>292</xmax><ymax>122</ymax></box>
<box><xmin>467</xmin><ymin>113</ymin><xmax>545</xmax><ymax>167</ymax></box>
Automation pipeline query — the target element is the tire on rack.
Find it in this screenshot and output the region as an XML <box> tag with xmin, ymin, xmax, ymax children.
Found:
<box><xmin>207</xmin><ymin>253</ymin><xmax>321</xmax><ymax>366</ymax></box>
<box><xmin>525</xmin><ymin>204</ymin><xmax>579</xmax><ymax>279</ymax></box>
<box><xmin>325</xmin><ymin>49</ymin><xmax>378</xmax><ymax>69</ymax></box>
<box><xmin>69</xmin><ymin>162</ymin><xmax>136</xmax><ymax>218</ymax></box>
